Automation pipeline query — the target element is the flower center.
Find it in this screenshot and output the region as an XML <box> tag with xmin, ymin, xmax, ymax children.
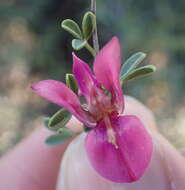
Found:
<box><xmin>87</xmin><ymin>88</ymin><xmax>113</xmax><ymax>120</ymax></box>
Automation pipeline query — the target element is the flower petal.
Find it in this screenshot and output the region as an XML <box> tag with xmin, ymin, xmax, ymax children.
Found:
<box><xmin>31</xmin><ymin>80</ymin><xmax>95</xmax><ymax>127</ymax></box>
<box><xmin>73</xmin><ymin>53</ymin><xmax>107</xmax><ymax>108</ymax></box>
<box><xmin>72</xmin><ymin>53</ymin><xmax>96</xmax><ymax>102</ymax></box>
<box><xmin>85</xmin><ymin>115</ymin><xmax>153</xmax><ymax>183</ymax></box>
<box><xmin>93</xmin><ymin>37</ymin><xmax>124</xmax><ymax>113</ymax></box>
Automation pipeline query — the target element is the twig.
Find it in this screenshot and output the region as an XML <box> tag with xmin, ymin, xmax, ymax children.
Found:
<box><xmin>91</xmin><ymin>0</ymin><xmax>99</xmax><ymax>55</ymax></box>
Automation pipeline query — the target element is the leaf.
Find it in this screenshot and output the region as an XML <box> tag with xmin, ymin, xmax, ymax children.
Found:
<box><xmin>72</xmin><ymin>39</ymin><xmax>87</xmax><ymax>50</ymax></box>
<box><xmin>66</xmin><ymin>73</ymin><xmax>78</xmax><ymax>94</ymax></box>
<box><xmin>44</xmin><ymin>117</ymin><xmax>60</xmax><ymax>132</ymax></box>
<box><xmin>121</xmin><ymin>65</ymin><xmax>156</xmax><ymax>83</ymax></box>
<box><xmin>120</xmin><ymin>52</ymin><xmax>146</xmax><ymax>80</ymax></box>
<box><xmin>44</xmin><ymin>117</ymin><xmax>59</xmax><ymax>132</ymax></box>
<box><xmin>61</xmin><ymin>19</ymin><xmax>82</xmax><ymax>39</ymax></box>
<box><xmin>48</xmin><ymin>108</ymin><xmax>72</xmax><ymax>131</ymax></box>
<box><xmin>45</xmin><ymin>128</ymin><xmax>76</xmax><ymax>146</ymax></box>
<box><xmin>82</xmin><ymin>11</ymin><xmax>96</xmax><ymax>40</ymax></box>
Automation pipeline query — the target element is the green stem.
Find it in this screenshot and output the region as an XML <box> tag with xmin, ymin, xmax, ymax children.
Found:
<box><xmin>85</xmin><ymin>42</ymin><xmax>96</xmax><ymax>57</ymax></box>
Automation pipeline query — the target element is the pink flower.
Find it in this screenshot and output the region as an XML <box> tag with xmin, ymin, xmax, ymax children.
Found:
<box><xmin>31</xmin><ymin>37</ymin><xmax>153</xmax><ymax>183</ymax></box>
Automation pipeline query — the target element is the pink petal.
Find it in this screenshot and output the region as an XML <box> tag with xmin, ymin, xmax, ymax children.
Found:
<box><xmin>93</xmin><ymin>37</ymin><xmax>124</xmax><ymax>113</ymax></box>
<box><xmin>31</xmin><ymin>80</ymin><xmax>95</xmax><ymax>127</ymax></box>
<box><xmin>73</xmin><ymin>53</ymin><xmax>96</xmax><ymax>101</ymax></box>
<box><xmin>73</xmin><ymin>53</ymin><xmax>105</xmax><ymax>105</ymax></box>
<box><xmin>85</xmin><ymin>115</ymin><xmax>153</xmax><ymax>183</ymax></box>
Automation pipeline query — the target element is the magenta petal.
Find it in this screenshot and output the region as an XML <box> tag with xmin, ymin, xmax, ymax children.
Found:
<box><xmin>31</xmin><ymin>80</ymin><xmax>95</xmax><ymax>127</ymax></box>
<box><xmin>85</xmin><ymin>115</ymin><xmax>153</xmax><ymax>183</ymax></box>
<box><xmin>93</xmin><ymin>37</ymin><xmax>124</xmax><ymax>113</ymax></box>
<box><xmin>73</xmin><ymin>53</ymin><xmax>95</xmax><ymax>97</ymax></box>
<box><xmin>72</xmin><ymin>53</ymin><xmax>101</xmax><ymax>104</ymax></box>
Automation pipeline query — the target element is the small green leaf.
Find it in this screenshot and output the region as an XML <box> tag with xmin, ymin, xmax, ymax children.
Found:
<box><xmin>82</xmin><ymin>11</ymin><xmax>96</xmax><ymax>40</ymax></box>
<box><xmin>61</xmin><ymin>19</ymin><xmax>82</xmax><ymax>39</ymax></box>
<box><xmin>44</xmin><ymin>117</ymin><xmax>60</xmax><ymax>132</ymax></box>
<box><xmin>66</xmin><ymin>73</ymin><xmax>78</xmax><ymax>94</ymax></box>
<box><xmin>121</xmin><ymin>65</ymin><xmax>156</xmax><ymax>83</ymax></box>
<box><xmin>120</xmin><ymin>52</ymin><xmax>146</xmax><ymax>79</ymax></box>
<box><xmin>48</xmin><ymin>109</ymin><xmax>72</xmax><ymax>131</ymax></box>
<box><xmin>72</xmin><ymin>39</ymin><xmax>87</xmax><ymax>50</ymax></box>
<box><xmin>45</xmin><ymin>128</ymin><xmax>75</xmax><ymax>146</ymax></box>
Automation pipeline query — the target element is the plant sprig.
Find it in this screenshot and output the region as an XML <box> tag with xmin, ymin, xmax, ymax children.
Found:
<box><xmin>44</xmin><ymin>1</ymin><xmax>157</xmax><ymax>147</ymax></box>
<box><xmin>61</xmin><ymin>11</ymin><xmax>96</xmax><ymax>57</ymax></box>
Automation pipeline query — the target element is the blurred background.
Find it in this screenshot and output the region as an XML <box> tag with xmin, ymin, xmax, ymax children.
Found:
<box><xmin>0</xmin><ymin>0</ymin><xmax>185</xmax><ymax>156</ymax></box>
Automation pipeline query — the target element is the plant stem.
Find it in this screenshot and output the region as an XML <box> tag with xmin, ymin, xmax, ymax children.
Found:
<box><xmin>85</xmin><ymin>42</ymin><xmax>96</xmax><ymax>57</ymax></box>
<box><xmin>91</xmin><ymin>0</ymin><xmax>99</xmax><ymax>55</ymax></box>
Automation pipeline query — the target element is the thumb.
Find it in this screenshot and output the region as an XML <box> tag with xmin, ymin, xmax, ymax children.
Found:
<box><xmin>56</xmin><ymin>97</ymin><xmax>185</xmax><ymax>190</ymax></box>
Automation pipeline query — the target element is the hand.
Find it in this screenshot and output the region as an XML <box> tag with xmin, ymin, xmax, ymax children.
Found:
<box><xmin>0</xmin><ymin>96</ymin><xmax>185</xmax><ymax>190</ymax></box>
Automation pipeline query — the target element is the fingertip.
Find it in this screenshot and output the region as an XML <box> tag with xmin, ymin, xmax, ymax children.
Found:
<box><xmin>67</xmin><ymin>116</ymin><xmax>83</xmax><ymax>131</ymax></box>
<box><xmin>124</xmin><ymin>96</ymin><xmax>157</xmax><ymax>131</ymax></box>
<box><xmin>0</xmin><ymin>127</ymin><xmax>70</xmax><ymax>190</ymax></box>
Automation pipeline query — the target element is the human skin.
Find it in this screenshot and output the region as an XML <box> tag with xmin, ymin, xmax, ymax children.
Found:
<box><xmin>0</xmin><ymin>96</ymin><xmax>185</xmax><ymax>190</ymax></box>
